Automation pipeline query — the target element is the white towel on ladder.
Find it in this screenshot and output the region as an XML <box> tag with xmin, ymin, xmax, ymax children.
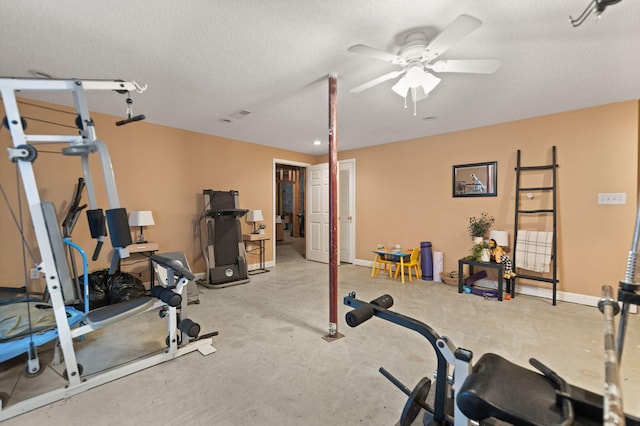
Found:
<box><xmin>515</xmin><ymin>231</ymin><xmax>553</xmax><ymax>273</ymax></box>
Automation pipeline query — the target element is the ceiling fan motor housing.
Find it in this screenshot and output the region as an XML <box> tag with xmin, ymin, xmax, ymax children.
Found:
<box><xmin>398</xmin><ymin>32</ymin><xmax>429</xmax><ymax>63</ymax></box>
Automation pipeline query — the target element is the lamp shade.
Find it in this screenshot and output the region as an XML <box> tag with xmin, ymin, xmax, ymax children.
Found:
<box><xmin>246</xmin><ymin>209</ymin><xmax>264</xmax><ymax>223</ymax></box>
<box><xmin>489</xmin><ymin>230</ymin><xmax>509</xmax><ymax>247</ymax></box>
<box><xmin>128</xmin><ymin>211</ymin><xmax>155</xmax><ymax>227</ymax></box>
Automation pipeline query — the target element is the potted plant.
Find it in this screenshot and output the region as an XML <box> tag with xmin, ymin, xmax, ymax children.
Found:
<box><xmin>466</xmin><ymin>242</ymin><xmax>492</xmax><ymax>262</ymax></box>
<box><xmin>258</xmin><ymin>223</ymin><xmax>267</xmax><ymax>234</ymax></box>
<box><xmin>468</xmin><ymin>243</ymin><xmax>485</xmax><ymax>262</ymax></box>
<box><xmin>467</xmin><ymin>212</ymin><xmax>495</xmax><ymax>244</ymax></box>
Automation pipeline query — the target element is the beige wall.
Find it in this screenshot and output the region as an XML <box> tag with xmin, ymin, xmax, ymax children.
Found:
<box><xmin>2</xmin><ymin>98</ymin><xmax>638</xmax><ymax>299</ymax></box>
<box><xmin>342</xmin><ymin>100</ymin><xmax>639</xmax><ymax>298</ymax></box>
<box><xmin>0</xmin><ymin>99</ymin><xmax>315</xmax><ymax>289</ymax></box>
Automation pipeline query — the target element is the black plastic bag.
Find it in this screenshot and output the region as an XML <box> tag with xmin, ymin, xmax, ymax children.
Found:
<box><xmin>107</xmin><ymin>272</ymin><xmax>146</xmax><ymax>304</ymax></box>
<box><xmin>87</xmin><ymin>269</ymin><xmax>110</xmax><ymax>310</ymax></box>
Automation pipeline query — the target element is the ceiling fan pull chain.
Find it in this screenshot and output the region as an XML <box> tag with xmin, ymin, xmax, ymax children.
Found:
<box><xmin>411</xmin><ymin>87</ymin><xmax>417</xmax><ymax>116</ymax></box>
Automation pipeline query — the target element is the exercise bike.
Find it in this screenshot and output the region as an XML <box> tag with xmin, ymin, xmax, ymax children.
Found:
<box><xmin>344</xmin><ymin>289</ymin><xmax>639</xmax><ymax>426</ymax></box>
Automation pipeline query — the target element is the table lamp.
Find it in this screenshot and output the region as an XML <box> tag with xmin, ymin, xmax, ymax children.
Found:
<box><xmin>489</xmin><ymin>230</ymin><xmax>509</xmax><ymax>248</ymax></box>
<box><xmin>247</xmin><ymin>209</ymin><xmax>264</xmax><ymax>234</ymax></box>
<box><xmin>129</xmin><ymin>210</ymin><xmax>155</xmax><ymax>243</ymax></box>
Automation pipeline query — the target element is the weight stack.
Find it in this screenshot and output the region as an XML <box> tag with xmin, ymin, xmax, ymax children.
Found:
<box><xmin>421</xmin><ymin>241</ymin><xmax>433</xmax><ymax>281</ymax></box>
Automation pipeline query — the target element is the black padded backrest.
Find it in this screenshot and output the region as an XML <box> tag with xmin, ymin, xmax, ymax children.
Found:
<box><xmin>457</xmin><ymin>353</ymin><xmax>564</xmax><ymax>426</ymax></box>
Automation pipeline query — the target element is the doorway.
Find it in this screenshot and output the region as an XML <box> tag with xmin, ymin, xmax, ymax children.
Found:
<box><xmin>274</xmin><ymin>160</ymin><xmax>308</xmax><ymax>262</ymax></box>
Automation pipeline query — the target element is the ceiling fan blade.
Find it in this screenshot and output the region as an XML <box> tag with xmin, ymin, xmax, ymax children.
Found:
<box><xmin>350</xmin><ymin>70</ymin><xmax>404</xmax><ymax>93</ymax></box>
<box><xmin>430</xmin><ymin>59</ymin><xmax>502</xmax><ymax>74</ymax></box>
<box><xmin>423</xmin><ymin>14</ymin><xmax>482</xmax><ymax>60</ymax></box>
<box><xmin>348</xmin><ymin>44</ymin><xmax>406</xmax><ymax>66</ymax></box>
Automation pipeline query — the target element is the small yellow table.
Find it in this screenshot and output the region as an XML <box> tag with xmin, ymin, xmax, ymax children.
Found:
<box><xmin>370</xmin><ymin>249</ymin><xmax>412</xmax><ymax>283</ymax></box>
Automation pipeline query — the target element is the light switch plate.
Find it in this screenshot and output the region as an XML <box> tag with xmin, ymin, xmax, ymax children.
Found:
<box><xmin>598</xmin><ymin>193</ymin><xmax>626</xmax><ymax>205</ymax></box>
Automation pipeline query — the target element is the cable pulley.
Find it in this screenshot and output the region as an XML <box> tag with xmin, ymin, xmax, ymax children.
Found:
<box><xmin>75</xmin><ymin>114</ymin><xmax>95</xmax><ymax>130</ymax></box>
<box><xmin>2</xmin><ymin>116</ymin><xmax>28</xmax><ymax>131</ymax></box>
<box><xmin>8</xmin><ymin>144</ymin><xmax>38</xmax><ymax>163</ymax></box>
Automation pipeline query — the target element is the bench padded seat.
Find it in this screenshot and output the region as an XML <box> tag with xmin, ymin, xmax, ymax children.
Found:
<box><xmin>86</xmin><ymin>296</ymin><xmax>155</xmax><ymax>329</ymax></box>
<box><xmin>457</xmin><ymin>353</ymin><xmax>565</xmax><ymax>426</ymax></box>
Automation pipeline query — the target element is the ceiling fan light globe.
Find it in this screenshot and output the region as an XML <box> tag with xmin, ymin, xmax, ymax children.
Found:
<box><xmin>391</xmin><ymin>77</ymin><xmax>410</xmax><ymax>97</ymax></box>
<box><xmin>405</xmin><ymin>66</ymin><xmax>425</xmax><ymax>87</ymax></box>
<box><xmin>420</xmin><ymin>72</ymin><xmax>441</xmax><ymax>95</ymax></box>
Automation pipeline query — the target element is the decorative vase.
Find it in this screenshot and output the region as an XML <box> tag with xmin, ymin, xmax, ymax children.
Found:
<box><xmin>472</xmin><ymin>236</ymin><xmax>484</xmax><ymax>245</ymax></box>
<box><xmin>480</xmin><ymin>248</ymin><xmax>491</xmax><ymax>262</ymax></box>
<box><xmin>258</xmin><ymin>229</ymin><xmax>265</xmax><ymax>235</ymax></box>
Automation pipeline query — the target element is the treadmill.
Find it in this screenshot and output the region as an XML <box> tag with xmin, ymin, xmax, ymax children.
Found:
<box><xmin>198</xmin><ymin>190</ymin><xmax>250</xmax><ymax>288</ymax></box>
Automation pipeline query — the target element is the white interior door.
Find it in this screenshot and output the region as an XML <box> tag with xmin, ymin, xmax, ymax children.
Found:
<box><xmin>339</xmin><ymin>159</ymin><xmax>355</xmax><ymax>263</ymax></box>
<box><xmin>307</xmin><ymin>163</ymin><xmax>329</xmax><ymax>263</ymax></box>
<box><xmin>307</xmin><ymin>160</ymin><xmax>356</xmax><ymax>264</ymax></box>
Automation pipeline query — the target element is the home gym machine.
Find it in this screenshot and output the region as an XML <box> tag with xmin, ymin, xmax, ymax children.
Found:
<box><xmin>198</xmin><ymin>189</ymin><xmax>250</xmax><ymax>288</ymax></box>
<box><xmin>0</xmin><ymin>77</ymin><xmax>216</xmax><ymax>420</ymax></box>
<box><xmin>344</xmin><ymin>289</ymin><xmax>639</xmax><ymax>425</ymax></box>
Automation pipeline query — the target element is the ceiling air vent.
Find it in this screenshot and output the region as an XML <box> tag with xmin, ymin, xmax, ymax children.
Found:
<box><xmin>230</xmin><ymin>109</ymin><xmax>253</xmax><ymax>119</ymax></box>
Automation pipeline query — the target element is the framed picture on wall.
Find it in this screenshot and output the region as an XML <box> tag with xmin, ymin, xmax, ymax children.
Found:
<box><xmin>452</xmin><ymin>161</ymin><xmax>497</xmax><ymax>197</ymax></box>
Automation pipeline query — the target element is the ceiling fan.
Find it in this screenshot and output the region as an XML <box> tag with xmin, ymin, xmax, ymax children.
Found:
<box><xmin>348</xmin><ymin>14</ymin><xmax>501</xmax><ymax>115</ymax></box>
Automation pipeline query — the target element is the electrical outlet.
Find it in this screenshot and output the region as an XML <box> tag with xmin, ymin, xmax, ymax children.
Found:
<box><xmin>30</xmin><ymin>268</ymin><xmax>40</xmax><ymax>279</ymax></box>
<box><xmin>598</xmin><ymin>193</ymin><xmax>626</xmax><ymax>205</ymax></box>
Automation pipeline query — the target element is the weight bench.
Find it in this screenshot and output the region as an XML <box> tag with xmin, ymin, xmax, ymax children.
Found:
<box><xmin>457</xmin><ymin>353</ymin><xmax>568</xmax><ymax>425</ymax></box>
<box><xmin>458</xmin><ymin>352</ymin><xmax>640</xmax><ymax>425</ymax></box>
<box><xmin>344</xmin><ymin>291</ymin><xmax>640</xmax><ymax>426</ymax></box>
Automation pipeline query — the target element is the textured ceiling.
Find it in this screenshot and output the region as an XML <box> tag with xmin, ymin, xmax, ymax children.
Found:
<box><xmin>1</xmin><ymin>1</ymin><xmax>639</xmax><ymax>155</ymax></box>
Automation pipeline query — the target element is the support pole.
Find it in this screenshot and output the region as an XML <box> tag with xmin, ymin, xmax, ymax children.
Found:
<box><xmin>326</xmin><ymin>73</ymin><xmax>342</xmax><ymax>340</ymax></box>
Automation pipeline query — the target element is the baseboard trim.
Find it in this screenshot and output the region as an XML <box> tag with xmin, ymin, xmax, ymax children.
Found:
<box><xmin>247</xmin><ymin>261</ymin><xmax>275</xmax><ymax>271</ymax></box>
<box><xmin>353</xmin><ymin>259</ymin><xmax>372</xmax><ymax>268</ymax></box>
<box><xmin>354</xmin><ymin>258</ymin><xmax>637</xmax><ymax>312</ymax></box>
